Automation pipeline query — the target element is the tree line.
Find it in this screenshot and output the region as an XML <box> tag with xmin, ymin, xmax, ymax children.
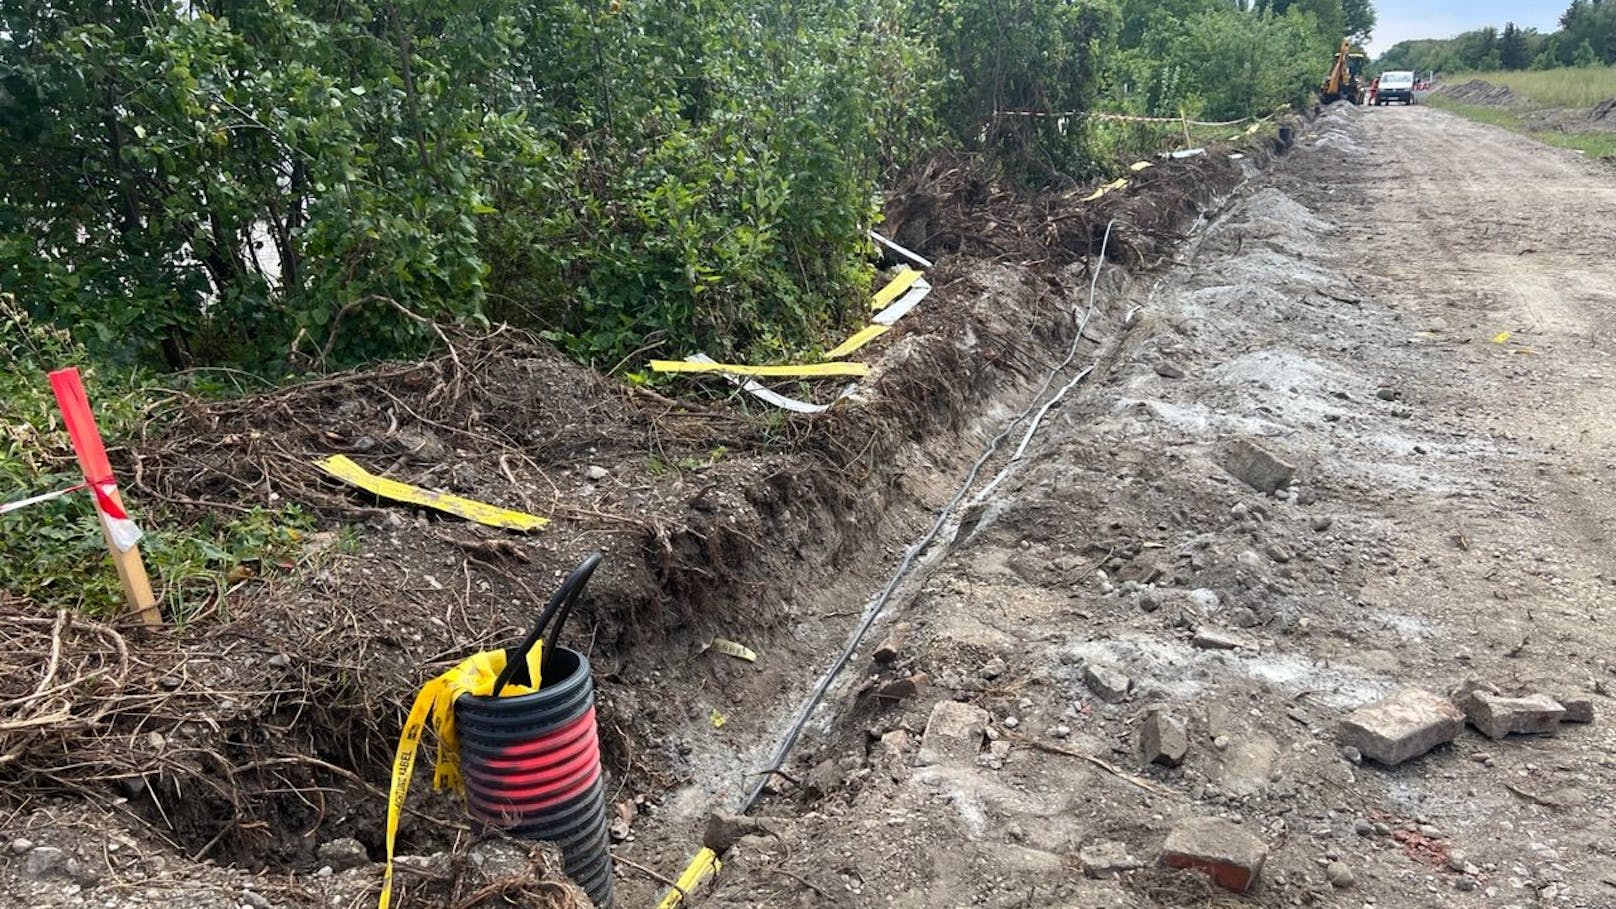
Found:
<box><xmin>1377</xmin><ymin>0</ymin><xmax>1616</xmax><ymax>72</ymax></box>
<box><xmin>1</xmin><ymin>0</ymin><xmax>1366</xmax><ymax>375</ymax></box>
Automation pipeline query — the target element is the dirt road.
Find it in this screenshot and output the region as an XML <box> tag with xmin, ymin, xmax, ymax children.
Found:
<box><xmin>680</xmin><ymin>105</ymin><xmax>1616</xmax><ymax>907</ymax></box>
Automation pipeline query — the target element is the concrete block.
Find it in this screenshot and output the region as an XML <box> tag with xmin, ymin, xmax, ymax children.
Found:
<box><xmin>1219</xmin><ymin>440</ymin><xmax>1296</xmax><ymax>494</ymax></box>
<box><xmin>1463</xmin><ymin>692</ymin><xmax>1563</xmax><ymax>740</ymax></box>
<box><xmin>1339</xmin><ymin>688</ymin><xmax>1462</xmax><ymax>766</ymax></box>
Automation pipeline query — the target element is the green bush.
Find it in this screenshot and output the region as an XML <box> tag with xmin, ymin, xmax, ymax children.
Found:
<box><xmin>2</xmin><ymin>0</ymin><xmax>1348</xmax><ymax>382</ymax></box>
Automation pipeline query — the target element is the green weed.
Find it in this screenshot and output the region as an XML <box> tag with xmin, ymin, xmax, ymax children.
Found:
<box><xmin>1</xmin><ymin>297</ymin><xmax>316</xmax><ymax>621</ymax></box>
<box><xmin>1459</xmin><ymin>66</ymin><xmax>1616</xmax><ymax>109</ymax></box>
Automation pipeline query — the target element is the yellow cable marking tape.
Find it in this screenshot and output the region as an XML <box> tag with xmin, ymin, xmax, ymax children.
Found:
<box><xmin>649</xmin><ymin>360</ymin><xmax>869</xmax><ymax>378</ymax></box>
<box><xmin>872</xmin><ymin>267</ymin><xmax>923</xmax><ymax>311</ymax></box>
<box><xmin>1129</xmin><ymin>160</ymin><xmax>1154</xmax><ymax>171</ymax></box>
<box><xmin>824</xmin><ymin>324</ymin><xmax>891</xmax><ymax>360</ymax></box>
<box><xmin>317</xmin><ymin>455</ymin><xmax>549</xmax><ymax>532</ymax></box>
<box><xmin>380</xmin><ymin>646</ymin><xmax>546</xmax><ymax>909</ymax></box>
<box><xmin>1493</xmin><ymin>331</ymin><xmax>1511</xmax><ymax>344</ymax></box>
<box><xmin>1081</xmin><ymin>177</ymin><xmax>1130</xmax><ymax>202</ymax></box>
<box><xmin>1245</xmin><ymin>121</ymin><xmax>1263</xmax><ymax>135</ymax></box>
<box><xmin>708</xmin><ymin>637</ymin><xmax>758</xmax><ymax>662</ymax></box>
<box><xmin>656</xmin><ymin>847</ymin><xmax>721</xmax><ymax>909</ymax></box>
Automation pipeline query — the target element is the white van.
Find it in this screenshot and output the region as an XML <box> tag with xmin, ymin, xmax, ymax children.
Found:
<box><xmin>1376</xmin><ymin>71</ymin><xmax>1416</xmax><ymax>105</ymax></box>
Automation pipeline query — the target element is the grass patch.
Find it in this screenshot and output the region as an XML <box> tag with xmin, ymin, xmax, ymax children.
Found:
<box><xmin>1459</xmin><ymin>66</ymin><xmax>1616</xmax><ymax>109</ymax></box>
<box><xmin>1426</xmin><ymin>95</ymin><xmax>1616</xmax><ymax>159</ymax></box>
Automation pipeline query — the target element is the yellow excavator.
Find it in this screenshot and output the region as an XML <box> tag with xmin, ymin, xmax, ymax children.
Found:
<box><xmin>1320</xmin><ymin>38</ymin><xmax>1367</xmax><ymax>104</ymax></box>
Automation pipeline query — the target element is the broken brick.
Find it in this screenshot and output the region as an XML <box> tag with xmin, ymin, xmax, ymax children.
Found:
<box><xmin>1160</xmin><ymin>816</ymin><xmax>1268</xmax><ymax>893</ymax></box>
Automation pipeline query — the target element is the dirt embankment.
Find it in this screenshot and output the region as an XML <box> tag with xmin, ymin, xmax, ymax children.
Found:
<box><xmin>1436</xmin><ymin>79</ymin><xmax>1521</xmax><ymax>106</ymax></box>
<box><xmin>0</xmin><ymin>133</ymin><xmax>1274</xmax><ymax>908</ymax></box>
<box><xmin>1437</xmin><ymin>78</ymin><xmax>1616</xmax><ymax>133</ymax></box>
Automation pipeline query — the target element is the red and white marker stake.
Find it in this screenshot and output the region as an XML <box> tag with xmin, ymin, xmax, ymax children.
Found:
<box><xmin>47</xmin><ymin>368</ymin><xmax>161</xmax><ymax>625</ymax></box>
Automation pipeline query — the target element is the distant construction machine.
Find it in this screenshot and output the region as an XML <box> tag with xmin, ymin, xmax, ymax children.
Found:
<box><xmin>1320</xmin><ymin>38</ymin><xmax>1367</xmax><ymax>105</ymax></box>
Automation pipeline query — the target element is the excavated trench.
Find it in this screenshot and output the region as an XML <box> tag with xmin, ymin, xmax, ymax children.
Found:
<box><xmin>0</xmin><ymin>136</ymin><xmax>1281</xmax><ymax>909</ymax></box>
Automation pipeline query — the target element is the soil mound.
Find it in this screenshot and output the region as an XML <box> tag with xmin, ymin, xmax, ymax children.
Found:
<box><xmin>1437</xmin><ymin>79</ymin><xmax>1518</xmax><ymax>106</ymax></box>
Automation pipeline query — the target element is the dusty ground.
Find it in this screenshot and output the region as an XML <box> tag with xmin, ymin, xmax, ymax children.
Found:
<box><xmin>668</xmin><ymin>103</ymin><xmax>1616</xmax><ymax>908</ymax></box>
<box><xmin>8</xmin><ymin>102</ymin><xmax>1616</xmax><ymax>909</ymax></box>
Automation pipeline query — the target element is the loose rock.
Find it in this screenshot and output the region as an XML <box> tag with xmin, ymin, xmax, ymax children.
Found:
<box><xmin>1557</xmin><ymin>697</ymin><xmax>1595</xmax><ymax>724</ymax></box>
<box><xmin>316</xmin><ymin>837</ymin><xmax>370</xmax><ymax>872</ymax></box>
<box><xmin>1326</xmin><ymin>861</ymin><xmax>1355</xmax><ymax>889</ymax></box>
<box><xmin>1160</xmin><ymin>816</ymin><xmax>1269</xmax><ymax>893</ymax></box>
<box><xmin>703</xmin><ymin>811</ymin><xmax>768</xmax><ymax>854</ymax></box>
<box><xmin>1192</xmin><ymin>627</ymin><xmax>1253</xmax><ymax>651</ymax></box>
<box><xmin>872</xmin><ymin>622</ymin><xmax>912</xmax><ymax>664</ymax></box>
<box><xmin>1462</xmin><ymin>691</ymin><xmax>1563</xmax><ymax>739</ymax></box>
<box><xmin>22</xmin><ymin>846</ymin><xmax>69</xmax><ymax>880</ymax></box>
<box><xmin>1338</xmin><ymin>688</ymin><xmax>1463</xmax><ymax>766</ymax></box>
<box><xmin>1078</xmin><ymin>840</ymin><xmax>1145</xmax><ymax>878</ymax></box>
<box><xmin>1141</xmin><ymin>710</ymin><xmax>1189</xmax><ymax>767</ymax></box>
<box><xmin>585</xmin><ymin>465</ymin><xmax>610</xmax><ymax>481</ymax></box>
<box><xmin>1219</xmin><ymin>439</ymin><xmax>1297</xmax><ymax>494</ymax></box>
<box><xmin>1084</xmin><ymin>663</ymin><xmax>1132</xmax><ymax>702</ymax></box>
<box><xmin>918</xmin><ymin>700</ymin><xmax>989</xmax><ymax>766</ymax></box>
<box><xmin>1154</xmin><ymin>361</ymin><xmax>1187</xmax><ymax>380</ymax></box>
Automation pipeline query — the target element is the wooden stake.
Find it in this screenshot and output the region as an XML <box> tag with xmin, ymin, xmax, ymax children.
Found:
<box><xmin>47</xmin><ymin>368</ymin><xmax>161</xmax><ymax>626</ymax></box>
<box><xmin>1180</xmin><ymin>108</ymin><xmax>1193</xmax><ymax>149</ymax></box>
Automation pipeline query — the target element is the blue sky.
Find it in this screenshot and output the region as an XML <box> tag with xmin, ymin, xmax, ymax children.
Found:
<box><xmin>1367</xmin><ymin>0</ymin><xmax>1567</xmax><ymax>55</ymax></box>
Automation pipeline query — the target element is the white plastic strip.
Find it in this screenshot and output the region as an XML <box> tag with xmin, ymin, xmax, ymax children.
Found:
<box><xmin>0</xmin><ymin>484</ymin><xmax>81</xmax><ymax>516</ymax></box>
<box><xmin>687</xmin><ymin>354</ymin><xmax>854</xmax><ymax>414</ymax></box>
<box><xmin>872</xmin><ymin>277</ymin><xmax>932</xmax><ymax>326</ymax></box>
<box><xmin>868</xmin><ymin>231</ymin><xmax>934</xmax><ymax>269</ymax></box>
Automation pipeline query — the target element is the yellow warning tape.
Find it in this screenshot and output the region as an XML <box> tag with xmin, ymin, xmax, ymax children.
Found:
<box><xmin>649</xmin><ymin>360</ymin><xmax>869</xmax><ymax>378</ymax></box>
<box><xmin>1129</xmin><ymin>160</ymin><xmax>1154</xmax><ymax>171</ymax></box>
<box><xmin>824</xmin><ymin>324</ymin><xmax>891</xmax><ymax>360</ymax></box>
<box><xmin>656</xmin><ymin>847</ymin><xmax>721</xmax><ymax>909</ymax></box>
<box><xmin>872</xmin><ymin>267</ymin><xmax>923</xmax><ymax>310</ymax></box>
<box><xmin>317</xmin><ymin>455</ymin><xmax>549</xmax><ymax>531</ymax></box>
<box><xmin>708</xmin><ymin>637</ymin><xmax>758</xmax><ymax>662</ymax></box>
<box><xmin>1081</xmin><ymin>177</ymin><xmax>1130</xmax><ymax>202</ymax></box>
<box><xmin>379</xmin><ymin>646</ymin><xmax>547</xmax><ymax>909</ymax></box>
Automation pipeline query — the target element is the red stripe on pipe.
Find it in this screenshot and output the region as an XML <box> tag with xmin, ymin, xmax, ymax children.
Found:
<box><xmin>466</xmin><ymin>763</ymin><xmax>602</xmax><ymax>818</ymax></box>
<box><xmin>464</xmin><ymin>708</ymin><xmax>597</xmax><ymax>766</ymax></box>
<box><xmin>465</xmin><ymin>735</ymin><xmax>600</xmax><ymax>793</ymax></box>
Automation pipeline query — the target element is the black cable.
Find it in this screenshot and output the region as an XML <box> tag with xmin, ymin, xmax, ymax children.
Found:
<box><xmin>741</xmin><ymin>221</ymin><xmax>1117</xmax><ymax>810</ymax></box>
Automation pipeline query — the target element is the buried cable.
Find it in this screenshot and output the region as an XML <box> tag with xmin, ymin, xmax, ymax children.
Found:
<box><xmin>740</xmin><ymin>220</ymin><xmax>1119</xmax><ymax>812</ymax></box>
